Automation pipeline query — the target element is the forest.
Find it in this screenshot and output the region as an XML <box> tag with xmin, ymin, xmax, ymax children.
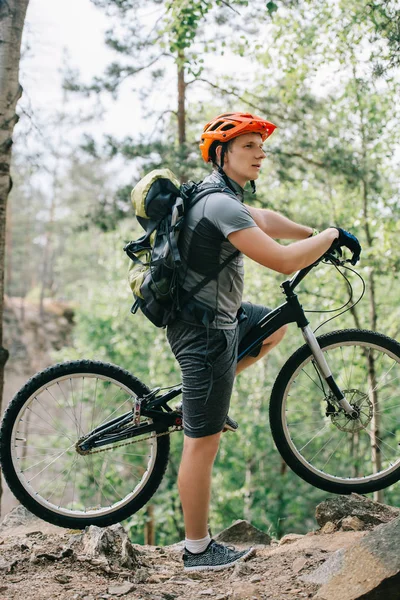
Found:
<box><xmin>2</xmin><ymin>0</ymin><xmax>400</xmax><ymax>545</ymax></box>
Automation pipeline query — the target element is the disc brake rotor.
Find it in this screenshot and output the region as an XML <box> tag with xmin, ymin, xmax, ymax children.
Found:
<box><xmin>329</xmin><ymin>389</ymin><xmax>373</xmax><ymax>432</ymax></box>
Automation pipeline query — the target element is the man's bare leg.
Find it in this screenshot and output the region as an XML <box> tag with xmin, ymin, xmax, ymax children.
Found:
<box><xmin>178</xmin><ymin>431</ymin><xmax>222</xmax><ymax>539</ymax></box>
<box><xmin>179</xmin><ymin>325</ymin><xmax>287</xmax><ymax>540</ymax></box>
<box><xmin>235</xmin><ymin>325</ymin><xmax>287</xmax><ymax>375</ymax></box>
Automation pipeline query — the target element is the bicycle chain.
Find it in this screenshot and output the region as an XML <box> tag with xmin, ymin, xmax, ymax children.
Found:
<box><xmin>77</xmin><ymin>425</ymin><xmax>183</xmax><ymax>455</ymax></box>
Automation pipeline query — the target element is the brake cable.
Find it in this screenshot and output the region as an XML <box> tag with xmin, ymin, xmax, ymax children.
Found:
<box><xmin>304</xmin><ymin>259</ymin><xmax>366</xmax><ymax>334</ymax></box>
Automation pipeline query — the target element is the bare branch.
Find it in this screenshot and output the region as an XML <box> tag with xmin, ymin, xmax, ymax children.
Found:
<box><xmin>148</xmin><ymin>109</ymin><xmax>178</xmax><ymax>140</ymax></box>
<box><xmin>219</xmin><ymin>0</ymin><xmax>241</xmax><ymax>15</ymax></box>
<box><xmin>194</xmin><ymin>77</ymin><xmax>286</xmax><ymax>121</ymax></box>
<box><xmin>277</xmin><ymin>151</ymin><xmax>324</xmax><ymax>168</ymax></box>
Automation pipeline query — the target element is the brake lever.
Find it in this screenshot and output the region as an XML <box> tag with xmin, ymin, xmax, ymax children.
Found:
<box><xmin>323</xmin><ymin>251</ymin><xmax>343</xmax><ymax>266</ymax></box>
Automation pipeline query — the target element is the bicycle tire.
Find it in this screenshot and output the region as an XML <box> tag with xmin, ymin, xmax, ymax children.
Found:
<box><xmin>0</xmin><ymin>360</ymin><xmax>170</xmax><ymax>529</ymax></box>
<box><xmin>269</xmin><ymin>329</ymin><xmax>400</xmax><ymax>494</ymax></box>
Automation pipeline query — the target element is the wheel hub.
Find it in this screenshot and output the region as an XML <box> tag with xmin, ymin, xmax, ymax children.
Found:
<box><xmin>328</xmin><ymin>389</ymin><xmax>373</xmax><ymax>432</ymax></box>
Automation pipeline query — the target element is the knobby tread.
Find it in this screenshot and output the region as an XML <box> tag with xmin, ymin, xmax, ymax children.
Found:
<box><xmin>269</xmin><ymin>329</ymin><xmax>400</xmax><ymax>495</ymax></box>
<box><xmin>0</xmin><ymin>360</ymin><xmax>170</xmax><ymax>529</ymax></box>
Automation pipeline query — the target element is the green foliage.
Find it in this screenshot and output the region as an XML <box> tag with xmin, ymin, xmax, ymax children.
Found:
<box><xmin>10</xmin><ymin>0</ymin><xmax>400</xmax><ymax>544</ymax></box>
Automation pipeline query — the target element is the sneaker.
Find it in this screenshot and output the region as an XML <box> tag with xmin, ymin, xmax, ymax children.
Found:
<box><xmin>174</xmin><ymin>403</ymin><xmax>239</xmax><ymax>432</ymax></box>
<box><xmin>183</xmin><ymin>539</ymin><xmax>255</xmax><ymax>572</ymax></box>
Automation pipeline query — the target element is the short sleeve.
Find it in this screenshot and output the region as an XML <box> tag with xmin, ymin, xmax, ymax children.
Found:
<box><xmin>203</xmin><ymin>193</ymin><xmax>257</xmax><ymax>238</ymax></box>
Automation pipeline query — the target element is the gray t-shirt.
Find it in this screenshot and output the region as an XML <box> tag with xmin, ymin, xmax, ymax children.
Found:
<box><xmin>178</xmin><ymin>171</ymin><xmax>257</xmax><ymax>328</ymax></box>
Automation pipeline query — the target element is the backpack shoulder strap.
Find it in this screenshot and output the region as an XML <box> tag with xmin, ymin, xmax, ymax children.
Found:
<box><xmin>179</xmin><ymin>249</ymin><xmax>240</xmax><ymax>307</ymax></box>
<box><xmin>185</xmin><ymin>182</ymin><xmax>238</xmax><ymax>212</ymax></box>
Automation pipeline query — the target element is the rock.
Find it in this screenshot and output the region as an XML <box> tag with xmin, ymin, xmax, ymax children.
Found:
<box><xmin>107</xmin><ymin>582</ymin><xmax>135</xmax><ymax>596</ymax></box>
<box><xmin>279</xmin><ymin>533</ymin><xmax>304</xmax><ymax>545</ymax></box>
<box><xmin>250</xmin><ymin>575</ymin><xmax>262</xmax><ymax>583</ymax></box>
<box><xmin>0</xmin><ymin>505</ymin><xmax>36</xmax><ymax>529</ymax></box>
<box><xmin>0</xmin><ymin>558</ymin><xmax>15</xmax><ymax>572</ymax></box>
<box><xmin>199</xmin><ymin>589</ymin><xmax>215</xmax><ymax>596</ymax></box>
<box><xmin>215</xmin><ymin>520</ymin><xmax>271</xmax><ymax>545</ymax></box>
<box><xmin>54</xmin><ymin>574</ymin><xmax>72</xmax><ymax>584</ymax></box>
<box><xmin>292</xmin><ymin>557</ymin><xmax>307</xmax><ymax>573</ymax></box>
<box><xmin>315</xmin><ymin>494</ymin><xmax>400</xmax><ymax>528</ymax></box>
<box><xmin>147</xmin><ymin>574</ymin><xmax>171</xmax><ymax>583</ymax></box>
<box><xmin>232</xmin><ymin>561</ymin><xmax>254</xmax><ymax>577</ymax></box>
<box><xmin>302</xmin><ymin>516</ymin><xmax>400</xmax><ymax>599</ymax></box>
<box><xmin>133</xmin><ymin>566</ymin><xmax>150</xmax><ymax>583</ymax></box>
<box><xmin>78</xmin><ymin>524</ymin><xmax>141</xmax><ymax>569</ymax></box>
<box><xmin>320</xmin><ymin>521</ymin><xmax>337</xmax><ymax>534</ymax></box>
<box><xmin>231</xmin><ymin>582</ymin><xmax>259</xmax><ymax>599</ymax></box>
<box><xmin>341</xmin><ymin>516</ymin><xmax>366</xmax><ymax>531</ymax></box>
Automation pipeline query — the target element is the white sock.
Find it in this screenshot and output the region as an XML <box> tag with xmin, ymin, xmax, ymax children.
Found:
<box><xmin>185</xmin><ymin>534</ymin><xmax>211</xmax><ymax>554</ymax></box>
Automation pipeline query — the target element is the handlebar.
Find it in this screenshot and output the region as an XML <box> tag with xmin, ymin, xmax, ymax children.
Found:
<box><xmin>283</xmin><ymin>250</ymin><xmax>353</xmax><ymax>295</ymax></box>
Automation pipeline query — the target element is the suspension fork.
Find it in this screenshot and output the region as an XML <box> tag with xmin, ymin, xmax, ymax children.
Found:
<box><xmin>301</xmin><ymin>325</ymin><xmax>358</xmax><ymax>417</ymax></box>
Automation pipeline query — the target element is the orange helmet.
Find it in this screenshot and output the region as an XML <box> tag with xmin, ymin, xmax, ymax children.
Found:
<box><xmin>199</xmin><ymin>112</ymin><xmax>277</xmax><ymax>163</ymax></box>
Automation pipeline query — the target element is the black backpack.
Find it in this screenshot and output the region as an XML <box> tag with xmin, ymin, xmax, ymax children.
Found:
<box><xmin>124</xmin><ymin>169</ymin><xmax>239</xmax><ymax>327</ymax></box>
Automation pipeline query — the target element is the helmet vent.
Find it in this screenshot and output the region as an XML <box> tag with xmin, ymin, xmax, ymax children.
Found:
<box><xmin>220</xmin><ymin>124</ymin><xmax>235</xmax><ymax>131</ymax></box>
<box><xmin>208</xmin><ymin>121</ymin><xmax>224</xmax><ymax>131</ymax></box>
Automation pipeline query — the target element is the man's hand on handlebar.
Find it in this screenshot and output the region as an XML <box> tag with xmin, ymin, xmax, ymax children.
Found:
<box><xmin>328</xmin><ymin>227</ymin><xmax>361</xmax><ymax>265</ymax></box>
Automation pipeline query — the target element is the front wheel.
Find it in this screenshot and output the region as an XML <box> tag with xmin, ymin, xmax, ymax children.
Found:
<box><xmin>0</xmin><ymin>360</ymin><xmax>170</xmax><ymax>529</ymax></box>
<box><xmin>269</xmin><ymin>330</ymin><xmax>400</xmax><ymax>494</ymax></box>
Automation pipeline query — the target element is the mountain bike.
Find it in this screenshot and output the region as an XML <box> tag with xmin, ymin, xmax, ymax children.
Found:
<box><xmin>1</xmin><ymin>251</ymin><xmax>399</xmax><ymax>529</ymax></box>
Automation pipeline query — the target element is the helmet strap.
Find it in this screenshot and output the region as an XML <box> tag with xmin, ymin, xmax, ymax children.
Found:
<box><xmin>250</xmin><ymin>180</ymin><xmax>256</xmax><ymax>194</ymax></box>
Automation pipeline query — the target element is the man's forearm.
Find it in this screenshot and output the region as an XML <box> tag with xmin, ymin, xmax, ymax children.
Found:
<box><xmin>246</xmin><ymin>206</ymin><xmax>313</xmax><ymax>240</ymax></box>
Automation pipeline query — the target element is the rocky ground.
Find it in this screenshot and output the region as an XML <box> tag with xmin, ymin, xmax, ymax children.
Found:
<box><xmin>0</xmin><ymin>495</ymin><xmax>399</xmax><ymax>600</ymax></box>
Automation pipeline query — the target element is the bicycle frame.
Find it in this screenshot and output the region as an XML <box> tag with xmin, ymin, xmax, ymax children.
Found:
<box><xmin>79</xmin><ymin>254</ymin><xmax>356</xmax><ymax>452</ymax></box>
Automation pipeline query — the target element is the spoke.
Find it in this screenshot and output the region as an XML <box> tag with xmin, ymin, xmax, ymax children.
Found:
<box><xmin>347</xmin><ymin>345</ymin><xmax>356</xmax><ymax>389</ymax></box>
<box><xmin>16</xmin><ymin>423</ymin><xmax>67</xmax><ymax>437</ymax></box>
<box><xmin>91</xmin><ymin>378</ymin><xmax>98</xmax><ymax>431</ymax></box>
<box><xmin>339</xmin><ymin>346</ymin><xmax>350</xmax><ymax>390</ymax></box>
<box><xmin>15</xmin><ymin>445</ymin><xmax>61</xmax><ymax>451</ymax></box>
<box><xmin>307</xmin><ymin>432</ymin><xmax>337</xmax><ymax>464</ymax></box>
<box><xmin>57</xmin><ymin>381</ymin><xmax>80</xmax><ymax>436</ymax></box>
<box><xmin>362</xmin><ymin>429</ymin><xmax>397</xmax><ymax>464</ymax></box>
<box><xmin>321</xmin><ymin>431</ymin><xmax>347</xmax><ymax>470</ymax></box>
<box><xmin>79</xmin><ymin>378</ymin><xmax>84</xmax><ymax>438</ymax></box>
<box><xmin>109</xmin><ymin>458</ymin><xmax>148</xmax><ymax>470</ymax></box>
<box><xmin>375</xmin><ymin>402</ymin><xmax>400</xmax><ymax>414</ymax></box>
<box><xmin>69</xmin><ymin>378</ymin><xmax>78</xmax><ymax>436</ymax></box>
<box><xmin>298</xmin><ymin>368</ymin><xmax>325</xmax><ymax>393</ymax></box>
<box><xmin>44</xmin><ymin>457</ymin><xmax>78</xmax><ymax>504</ymax></box>
<box><xmin>57</xmin><ymin>456</ymin><xmax>79</xmax><ymax>509</ymax></box>
<box><xmin>44</xmin><ymin>385</ymin><xmax>82</xmax><ymax>434</ymax></box>
<box><xmin>82</xmin><ymin>455</ymin><xmax>117</xmax><ymax>507</ymax></box>
<box><xmin>21</xmin><ymin>448</ymin><xmax>74</xmax><ymax>472</ymax></box>
<box><xmin>26</xmin><ymin>404</ymin><xmax>75</xmax><ymax>443</ymax></box>
<box><xmin>95</xmin><ymin>394</ymin><xmax>134</xmax><ymax>429</ymax></box>
<box><xmin>26</xmin><ymin>443</ymin><xmax>77</xmax><ymax>483</ymax></box>
<box><xmin>298</xmin><ymin>423</ymin><xmax>330</xmax><ymax>452</ymax></box>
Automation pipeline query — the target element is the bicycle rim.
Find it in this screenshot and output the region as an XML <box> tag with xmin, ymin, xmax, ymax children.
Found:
<box><xmin>279</xmin><ymin>334</ymin><xmax>400</xmax><ymax>488</ymax></box>
<box><xmin>9</xmin><ymin>371</ymin><xmax>158</xmax><ymax>520</ymax></box>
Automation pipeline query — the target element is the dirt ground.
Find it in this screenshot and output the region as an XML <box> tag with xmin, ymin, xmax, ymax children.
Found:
<box><xmin>0</xmin><ymin>512</ymin><xmax>367</xmax><ymax>600</ymax></box>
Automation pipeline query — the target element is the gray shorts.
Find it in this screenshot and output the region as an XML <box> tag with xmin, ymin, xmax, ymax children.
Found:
<box><xmin>166</xmin><ymin>302</ymin><xmax>271</xmax><ymax>438</ymax></box>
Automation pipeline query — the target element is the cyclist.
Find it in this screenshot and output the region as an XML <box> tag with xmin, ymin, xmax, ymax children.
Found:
<box><xmin>166</xmin><ymin>112</ymin><xmax>361</xmax><ymax>572</ymax></box>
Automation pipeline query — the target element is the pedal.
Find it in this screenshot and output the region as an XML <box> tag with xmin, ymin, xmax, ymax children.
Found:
<box><xmin>223</xmin><ymin>415</ymin><xmax>239</xmax><ymax>432</ymax></box>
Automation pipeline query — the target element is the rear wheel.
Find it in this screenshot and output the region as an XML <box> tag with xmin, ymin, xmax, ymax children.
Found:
<box><xmin>0</xmin><ymin>360</ymin><xmax>170</xmax><ymax>528</ymax></box>
<box><xmin>270</xmin><ymin>330</ymin><xmax>400</xmax><ymax>494</ymax></box>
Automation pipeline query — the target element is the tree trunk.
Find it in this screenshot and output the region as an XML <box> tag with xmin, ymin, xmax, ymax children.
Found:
<box><xmin>177</xmin><ymin>50</ymin><xmax>187</xmax><ymax>182</ymax></box>
<box><xmin>276</xmin><ymin>459</ymin><xmax>287</xmax><ymax>539</ymax></box>
<box><xmin>350</xmin><ymin>60</ymin><xmax>382</xmax><ymax>502</ymax></box>
<box><xmin>144</xmin><ymin>504</ymin><xmax>155</xmax><ymax>545</ymax></box>
<box><xmin>0</xmin><ymin>0</ymin><xmax>30</xmax><ymax>515</ymax></box>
